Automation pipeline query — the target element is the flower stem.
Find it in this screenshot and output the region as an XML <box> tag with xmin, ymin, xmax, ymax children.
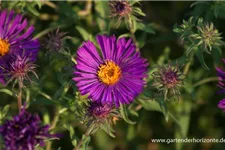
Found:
<box><xmin>184</xmin><ymin>52</ymin><xmax>194</xmax><ymax>75</ymax></box>
<box><xmin>73</xmin><ymin>127</ymin><xmax>94</xmax><ymax>150</ymax></box>
<box><xmin>130</xmin><ymin>29</ymin><xmax>139</xmax><ymax>52</ymax></box>
<box><xmin>46</xmin><ymin>105</ymin><xmax>60</xmax><ymax>150</ymax></box>
<box><xmin>17</xmin><ymin>79</ymin><xmax>23</xmax><ymax>112</ymax></box>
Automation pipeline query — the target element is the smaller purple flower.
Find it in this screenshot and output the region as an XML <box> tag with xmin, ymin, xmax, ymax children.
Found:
<box><xmin>0</xmin><ymin>53</ymin><xmax>38</xmax><ymax>85</ymax></box>
<box><xmin>0</xmin><ymin>106</ymin><xmax>54</xmax><ymax>150</ymax></box>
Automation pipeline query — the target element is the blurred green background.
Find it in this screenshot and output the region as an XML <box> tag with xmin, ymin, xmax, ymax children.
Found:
<box><xmin>1</xmin><ymin>1</ymin><xmax>225</xmax><ymax>150</ymax></box>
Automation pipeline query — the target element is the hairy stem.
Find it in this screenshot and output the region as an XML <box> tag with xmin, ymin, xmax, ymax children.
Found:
<box><xmin>130</xmin><ymin>29</ymin><xmax>139</xmax><ymax>52</ymax></box>
<box><xmin>184</xmin><ymin>52</ymin><xmax>194</xmax><ymax>75</ymax></box>
<box><xmin>17</xmin><ymin>79</ymin><xmax>23</xmax><ymax>112</ymax></box>
<box><xmin>73</xmin><ymin>127</ymin><xmax>93</xmax><ymax>150</ymax></box>
<box><xmin>46</xmin><ymin>106</ymin><xmax>61</xmax><ymax>150</ymax></box>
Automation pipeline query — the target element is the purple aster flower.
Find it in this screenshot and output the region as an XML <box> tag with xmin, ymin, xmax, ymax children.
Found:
<box><xmin>73</xmin><ymin>35</ymin><xmax>148</xmax><ymax>107</ymax></box>
<box><xmin>0</xmin><ymin>106</ymin><xmax>54</xmax><ymax>150</ymax></box>
<box><xmin>0</xmin><ymin>53</ymin><xmax>38</xmax><ymax>85</ymax></box>
<box><xmin>0</xmin><ymin>9</ymin><xmax>39</xmax><ymax>85</ymax></box>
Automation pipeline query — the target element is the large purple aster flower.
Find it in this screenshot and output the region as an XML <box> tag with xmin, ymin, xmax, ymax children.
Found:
<box><xmin>0</xmin><ymin>106</ymin><xmax>53</xmax><ymax>150</ymax></box>
<box><xmin>0</xmin><ymin>9</ymin><xmax>39</xmax><ymax>85</ymax></box>
<box><xmin>73</xmin><ymin>35</ymin><xmax>148</xmax><ymax>107</ymax></box>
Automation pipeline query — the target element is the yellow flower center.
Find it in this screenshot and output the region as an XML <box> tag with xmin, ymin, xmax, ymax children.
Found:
<box><xmin>98</xmin><ymin>60</ymin><xmax>121</xmax><ymax>85</ymax></box>
<box><xmin>0</xmin><ymin>38</ymin><xmax>10</xmax><ymax>56</ymax></box>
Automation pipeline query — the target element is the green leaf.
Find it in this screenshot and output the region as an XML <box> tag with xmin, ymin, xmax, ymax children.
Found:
<box><xmin>196</xmin><ymin>48</ymin><xmax>210</xmax><ymax>70</ymax></box>
<box><xmin>137</xmin><ymin>23</ymin><xmax>155</xmax><ymax>34</ymax></box>
<box><xmin>118</xmin><ymin>33</ymin><xmax>131</xmax><ymax>39</ymax></box>
<box><xmin>183</xmin><ymin>81</ymin><xmax>195</xmax><ymax>98</ymax></box>
<box><xmin>0</xmin><ymin>89</ymin><xmax>13</xmax><ymax>96</ymax></box>
<box><xmin>63</xmin><ymin>124</ymin><xmax>77</xmax><ymax>146</ymax></box>
<box><xmin>130</xmin><ymin>0</ymin><xmax>139</xmax><ymax>6</ymax></box>
<box><xmin>95</xmin><ymin>1</ymin><xmax>110</xmax><ymax>32</ymax></box>
<box><xmin>138</xmin><ymin>98</ymin><xmax>169</xmax><ymax>122</ymax></box>
<box><xmin>174</xmin><ymin>100</ymin><xmax>192</xmax><ymax>150</ymax></box>
<box><xmin>132</xmin><ymin>7</ymin><xmax>146</xmax><ymax>16</ymax></box>
<box><xmin>119</xmin><ymin>104</ymin><xmax>136</xmax><ymax>125</ymax></box>
<box><xmin>126</xmin><ymin>125</ymin><xmax>136</xmax><ymax>141</ymax></box>
<box><xmin>81</xmin><ymin>135</ymin><xmax>91</xmax><ymax>150</ymax></box>
<box><xmin>53</xmin><ymin>82</ymin><xmax>70</xmax><ymax>101</ymax></box>
<box><xmin>34</xmin><ymin>0</ymin><xmax>42</xmax><ymax>9</ymax></box>
<box><xmin>75</xmin><ymin>26</ymin><xmax>92</xmax><ymax>41</ymax></box>
<box><xmin>27</xmin><ymin>5</ymin><xmax>40</xmax><ymax>16</ymax></box>
<box><xmin>0</xmin><ymin>105</ymin><xmax>10</xmax><ymax>124</ymax></box>
<box><xmin>212</xmin><ymin>48</ymin><xmax>222</xmax><ymax>65</ymax></box>
<box><xmin>101</xmin><ymin>122</ymin><xmax>116</xmax><ymax>138</ymax></box>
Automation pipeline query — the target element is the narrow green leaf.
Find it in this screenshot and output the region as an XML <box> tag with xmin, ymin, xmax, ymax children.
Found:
<box><xmin>119</xmin><ymin>104</ymin><xmax>136</xmax><ymax>125</ymax></box>
<box><xmin>0</xmin><ymin>89</ymin><xmax>13</xmax><ymax>96</ymax></box>
<box><xmin>81</xmin><ymin>135</ymin><xmax>91</xmax><ymax>150</ymax></box>
<box><xmin>75</xmin><ymin>26</ymin><xmax>92</xmax><ymax>41</ymax></box>
<box><xmin>196</xmin><ymin>48</ymin><xmax>210</xmax><ymax>70</ymax></box>
<box><xmin>95</xmin><ymin>1</ymin><xmax>110</xmax><ymax>32</ymax></box>
<box><xmin>138</xmin><ymin>98</ymin><xmax>169</xmax><ymax>122</ymax></box>
<box><xmin>63</xmin><ymin>124</ymin><xmax>77</xmax><ymax>146</ymax></box>
<box><xmin>27</xmin><ymin>5</ymin><xmax>40</xmax><ymax>16</ymax></box>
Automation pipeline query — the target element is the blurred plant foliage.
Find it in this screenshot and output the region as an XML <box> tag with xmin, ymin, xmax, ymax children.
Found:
<box><xmin>174</xmin><ymin>17</ymin><xmax>224</xmax><ymax>70</ymax></box>
<box><xmin>0</xmin><ymin>1</ymin><xmax>225</xmax><ymax>150</ymax></box>
<box><xmin>2</xmin><ymin>0</ymin><xmax>42</xmax><ymax>16</ymax></box>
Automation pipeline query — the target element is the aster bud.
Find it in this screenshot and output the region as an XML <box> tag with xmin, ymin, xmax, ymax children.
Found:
<box><xmin>43</xmin><ymin>29</ymin><xmax>67</xmax><ymax>53</ymax></box>
<box><xmin>193</xmin><ymin>20</ymin><xmax>224</xmax><ymax>54</ymax></box>
<box><xmin>84</xmin><ymin>101</ymin><xmax>119</xmax><ymax>137</ymax></box>
<box><xmin>109</xmin><ymin>0</ymin><xmax>145</xmax><ymax>29</ymax></box>
<box><xmin>152</xmin><ymin>64</ymin><xmax>184</xmax><ymax>100</ymax></box>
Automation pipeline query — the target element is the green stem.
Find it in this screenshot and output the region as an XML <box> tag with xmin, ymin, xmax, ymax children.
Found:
<box><xmin>184</xmin><ymin>52</ymin><xmax>194</xmax><ymax>75</ymax></box>
<box><xmin>17</xmin><ymin>79</ymin><xmax>23</xmax><ymax>112</ymax></box>
<box><xmin>46</xmin><ymin>105</ymin><xmax>61</xmax><ymax>150</ymax></box>
<box><xmin>130</xmin><ymin>29</ymin><xmax>139</xmax><ymax>52</ymax></box>
<box><xmin>73</xmin><ymin>127</ymin><xmax>93</xmax><ymax>150</ymax></box>
<box><xmin>193</xmin><ymin>77</ymin><xmax>218</xmax><ymax>87</ymax></box>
